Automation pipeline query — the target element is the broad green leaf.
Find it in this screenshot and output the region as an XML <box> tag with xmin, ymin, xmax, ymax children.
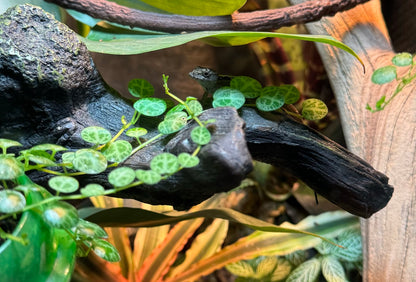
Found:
<box><xmin>178</xmin><ymin>153</ymin><xmax>200</xmax><ymax>168</ymax></box>
<box><xmin>73</xmin><ymin>218</ymin><xmax>108</xmax><ymax>239</ymax></box>
<box><xmin>138</xmin><ymin>0</ymin><xmax>245</xmax><ymax>16</ymax></box>
<box><xmin>226</xmin><ymin>261</ymin><xmax>256</xmax><ymax>278</ymax></box>
<box><xmin>256</xmin><ymin>86</ymin><xmax>285</xmax><ymax>111</ymax></box>
<box><xmin>81</xmin><ymin>126</ymin><xmax>112</xmax><ymax>144</ymax></box>
<box><xmin>285</xmin><ymin>258</ymin><xmax>321</xmax><ymax>282</ymax></box>
<box><xmin>126</xmin><ymin>127</ymin><xmax>148</xmax><ymax>139</ymax></box>
<box><xmin>301</xmin><ymin>98</ymin><xmax>328</xmax><ymax>120</ymax></box>
<box><xmin>128</xmin><ymin>78</ymin><xmax>154</xmax><ymax>98</ymax></box>
<box><xmin>150</xmin><ymin>153</ymin><xmax>179</xmax><ymax>175</ymax></box>
<box><xmin>72</xmin><ymin>149</ymin><xmax>107</xmax><ymax>174</ymax></box>
<box><xmin>191</xmin><ymin>126</ymin><xmax>211</xmax><ymax>145</ymax></box>
<box><xmin>83</xmin><ymin>31</ymin><xmax>363</xmax><ymax>69</ymax></box>
<box><xmin>43</xmin><ymin>201</ymin><xmax>79</xmax><ymax>229</ymax></box>
<box><xmin>108</xmin><ymin>167</ymin><xmax>136</xmax><ymax>187</ymax></box>
<box><xmin>256</xmin><ymin>256</ymin><xmax>279</xmax><ymax>277</ymax></box>
<box><xmin>331</xmin><ymin>230</ymin><xmax>362</xmax><ymax>262</ymax></box>
<box><xmin>279</xmin><ymin>85</ymin><xmax>301</xmax><ymax>104</ymax></box>
<box><xmin>392</xmin><ymin>52</ymin><xmax>413</xmax><ymax>67</ymax></box>
<box><xmin>269</xmin><ymin>257</ymin><xmax>292</xmax><ymax>281</ymax></box>
<box><xmin>0</xmin><ymin>156</ymin><xmax>24</xmax><ymax>180</ymax></box>
<box><xmin>0</xmin><ymin>138</ymin><xmax>22</xmax><ymax>152</ymax></box>
<box><xmin>321</xmin><ymin>255</ymin><xmax>347</xmax><ymax>282</ymax></box>
<box><xmin>135</xmin><ymin>169</ymin><xmax>161</xmax><ymax>185</ymax></box>
<box><xmin>371</xmin><ymin>66</ymin><xmax>397</xmax><ymax>84</ymax></box>
<box><xmin>134</xmin><ymin>97</ymin><xmax>167</xmax><ymax>116</ymax></box>
<box><xmin>92</xmin><ymin>239</ymin><xmax>121</xmax><ymax>262</ymax></box>
<box><xmin>285</xmin><ymin>250</ymin><xmax>308</xmax><ymax>266</ymax></box>
<box><xmin>48</xmin><ymin>176</ymin><xmax>79</xmax><ymax>193</ymax></box>
<box><xmin>102</xmin><ymin>140</ymin><xmax>132</xmax><ymax>163</ymax></box>
<box><xmin>66</xmin><ymin>9</ymin><xmax>100</xmax><ymax>27</ymax></box>
<box><xmin>80</xmin><ymin>183</ymin><xmax>105</xmax><ymax>197</ymax></box>
<box><xmin>0</xmin><ymin>190</ymin><xmax>26</xmax><ymax>213</ymax></box>
<box><xmin>212</xmin><ymin>87</ymin><xmax>245</xmax><ymax>109</ymax></box>
<box><xmin>230</xmin><ymin>76</ymin><xmax>262</xmax><ymax>98</ymax></box>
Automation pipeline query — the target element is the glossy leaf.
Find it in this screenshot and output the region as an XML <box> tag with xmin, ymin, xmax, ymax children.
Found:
<box><xmin>135</xmin><ymin>169</ymin><xmax>161</xmax><ymax>185</ymax></box>
<box><xmin>167</xmin><ymin>104</ymin><xmax>186</xmax><ymax>115</ymax></box>
<box><xmin>285</xmin><ymin>258</ymin><xmax>321</xmax><ymax>282</ymax></box>
<box><xmin>178</xmin><ymin>153</ymin><xmax>200</xmax><ymax>168</ymax></box>
<box><xmin>0</xmin><ymin>190</ymin><xmax>26</xmax><ymax>213</ymax></box>
<box><xmin>102</xmin><ymin>140</ymin><xmax>132</xmax><ymax>163</ymax></box>
<box><xmin>0</xmin><ymin>156</ymin><xmax>24</xmax><ymax>180</ymax></box>
<box><xmin>321</xmin><ymin>255</ymin><xmax>347</xmax><ymax>282</ymax></box>
<box><xmin>48</xmin><ymin>176</ymin><xmax>79</xmax><ymax>193</ymax></box>
<box><xmin>81</xmin><ymin>126</ymin><xmax>112</xmax><ymax>144</ymax></box>
<box><xmin>92</xmin><ymin>239</ymin><xmax>121</xmax><ymax>262</ymax></box>
<box><xmin>392</xmin><ymin>52</ymin><xmax>413</xmax><ymax>67</ymax></box>
<box><xmin>191</xmin><ymin>126</ymin><xmax>211</xmax><ymax>145</ymax></box>
<box><xmin>230</xmin><ymin>76</ymin><xmax>262</xmax><ymax>98</ymax></box>
<box><xmin>279</xmin><ymin>85</ymin><xmax>301</xmax><ymax>104</ymax></box>
<box><xmin>150</xmin><ymin>153</ymin><xmax>179</xmax><ymax>175</ymax></box>
<box><xmin>80</xmin><ymin>183</ymin><xmax>105</xmax><ymax>197</ymax></box>
<box><xmin>108</xmin><ymin>167</ymin><xmax>136</xmax><ymax>187</ymax></box>
<box><xmin>371</xmin><ymin>66</ymin><xmax>397</xmax><ymax>84</ymax></box>
<box><xmin>256</xmin><ymin>86</ymin><xmax>285</xmax><ymax>111</ymax></box>
<box><xmin>43</xmin><ymin>201</ymin><xmax>79</xmax><ymax>229</ymax></box>
<box><xmin>29</xmin><ymin>144</ymin><xmax>67</xmax><ymax>154</ymax></box>
<box><xmin>212</xmin><ymin>87</ymin><xmax>245</xmax><ymax>109</ymax></box>
<box><xmin>128</xmin><ymin>78</ymin><xmax>154</xmax><ymax>98</ymax></box>
<box><xmin>27</xmin><ymin>154</ymin><xmax>56</xmax><ymax>166</ymax></box>
<box><xmin>0</xmin><ymin>138</ymin><xmax>22</xmax><ymax>153</ymax></box>
<box><xmin>72</xmin><ymin>149</ymin><xmax>107</xmax><ymax>174</ymax></box>
<box><xmin>73</xmin><ymin>218</ymin><xmax>108</xmax><ymax>239</ymax></box>
<box><xmin>301</xmin><ymin>98</ymin><xmax>328</xmax><ymax>120</ymax></box>
<box><xmin>134</xmin><ymin>98</ymin><xmax>167</xmax><ymax>116</ymax></box>
<box><xmin>61</xmin><ymin>152</ymin><xmax>75</xmax><ymax>168</ymax></box>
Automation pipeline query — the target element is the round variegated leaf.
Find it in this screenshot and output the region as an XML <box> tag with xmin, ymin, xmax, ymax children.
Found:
<box><xmin>102</xmin><ymin>140</ymin><xmax>132</xmax><ymax>163</ymax></box>
<box><xmin>128</xmin><ymin>78</ymin><xmax>154</xmax><ymax>98</ymax></box>
<box><xmin>190</xmin><ymin>126</ymin><xmax>211</xmax><ymax>145</ymax></box>
<box><xmin>133</xmin><ymin>98</ymin><xmax>167</xmax><ymax>117</ymax></box>
<box><xmin>81</xmin><ymin>126</ymin><xmax>112</xmax><ymax>144</ymax></box>
<box><xmin>178</xmin><ymin>153</ymin><xmax>200</xmax><ymax>168</ymax></box>
<box><xmin>135</xmin><ymin>169</ymin><xmax>161</xmax><ymax>185</ymax></box>
<box><xmin>256</xmin><ymin>86</ymin><xmax>285</xmax><ymax>111</ymax></box>
<box><xmin>48</xmin><ymin>176</ymin><xmax>79</xmax><ymax>193</ymax></box>
<box><xmin>0</xmin><ymin>190</ymin><xmax>26</xmax><ymax>213</ymax></box>
<box><xmin>0</xmin><ymin>156</ymin><xmax>24</xmax><ymax>180</ymax></box>
<box><xmin>80</xmin><ymin>183</ymin><xmax>105</xmax><ymax>197</ymax></box>
<box><xmin>73</xmin><ymin>218</ymin><xmax>108</xmax><ymax>239</ymax></box>
<box><xmin>301</xmin><ymin>98</ymin><xmax>328</xmax><ymax>120</ymax></box>
<box><xmin>72</xmin><ymin>149</ymin><xmax>107</xmax><ymax>174</ymax></box>
<box><xmin>43</xmin><ymin>201</ymin><xmax>79</xmax><ymax>229</ymax></box>
<box><xmin>108</xmin><ymin>167</ymin><xmax>136</xmax><ymax>187</ymax></box>
<box><xmin>230</xmin><ymin>76</ymin><xmax>262</xmax><ymax>98</ymax></box>
<box><xmin>92</xmin><ymin>239</ymin><xmax>121</xmax><ymax>262</ymax></box>
<box><xmin>150</xmin><ymin>153</ymin><xmax>179</xmax><ymax>175</ymax></box>
<box><xmin>212</xmin><ymin>87</ymin><xmax>245</xmax><ymax>109</ymax></box>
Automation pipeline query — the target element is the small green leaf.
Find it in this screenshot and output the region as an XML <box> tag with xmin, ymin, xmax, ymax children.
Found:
<box><xmin>81</xmin><ymin>126</ymin><xmax>112</xmax><ymax>144</ymax></box>
<box><xmin>371</xmin><ymin>66</ymin><xmax>397</xmax><ymax>84</ymax></box>
<box><xmin>48</xmin><ymin>176</ymin><xmax>79</xmax><ymax>193</ymax></box>
<box><xmin>134</xmin><ymin>98</ymin><xmax>167</xmax><ymax>116</ymax></box>
<box><xmin>0</xmin><ymin>139</ymin><xmax>22</xmax><ymax>152</ymax></box>
<box><xmin>0</xmin><ymin>190</ymin><xmax>26</xmax><ymax>213</ymax></box>
<box><xmin>230</xmin><ymin>76</ymin><xmax>262</xmax><ymax>98</ymax></box>
<box><xmin>226</xmin><ymin>261</ymin><xmax>256</xmax><ymax>278</ymax></box>
<box><xmin>375</xmin><ymin>95</ymin><xmax>386</xmax><ymax>110</ymax></box>
<box><xmin>108</xmin><ymin>167</ymin><xmax>136</xmax><ymax>187</ymax></box>
<box><xmin>126</xmin><ymin>127</ymin><xmax>148</xmax><ymax>139</ymax></box>
<box><xmin>128</xmin><ymin>78</ymin><xmax>154</xmax><ymax>98</ymax></box>
<box><xmin>167</xmin><ymin>104</ymin><xmax>186</xmax><ymax>115</ymax></box>
<box><xmin>80</xmin><ymin>184</ymin><xmax>105</xmax><ymax>197</ymax></box>
<box><xmin>150</xmin><ymin>153</ymin><xmax>179</xmax><ymax>175</ymax></box>
<box><xmin>102</xmin><ymin>140</ymin><xmax>132</xmax><ymax>163</ymax></box>
<box><xmin>73</xmin><ymin>218</ymin><xmax>108</xmax><ymax>239</ymax></box>
<box><xmin>191</xmin><ymin>126</ymin><xmax>211</xmax><ymax>145</ymax></box>
<box><xmin>0</xmin><ymin>156</ymin><xmax>24</xmax><ymax>180</ymax></box>
<box><xmin>212</xmin><ymin>87</ymin><xmax>246</xmax><ymax>109</ymax></box>
<box><xmin>279</xmin><ymin>85</ymin><xmax>301</xmax><ymax>104</ymax></box>
<box><xmin>27</xmin><ymin>154</ymin><xmax>57</xmax><ymax>166</ymax></box>
<box><xmin>72</xmin><ymin>149</ymin><xmax>107</xmax><ymax>174</ymax></box>
<box><xmin>392</xmin><ymin>52</ymin><xmax>413</xmax><ymax>67</ymax></box>
<box><xmin>286</xmin><ymin>258</ymin><xmax>321</xmax><ymax>282</ymax></box>
<box><xmin>158</xmin><ymin>120</ymin><xmax>187</xmax><ymax>135</ymax></box>
<box><xmin>29</xmin><ymin>144</ymin><xmax>67</xmax><ymax>154</ymax></box>
<box><xmin>92</xmin><ymin>239</ymin><xmax>121</xmax><ymax>262</ymax></box>
<box><xmin>256</xmin><ymin>86</ymin><xmax>285</xmax><ymax>111</ymax></box>
<box><xmin>178</xmin><ymin>153</ymin><xmax>200</xmax><ymax>168</ymax></box>
<box><xmin>61</xmin><ymin>152</ymin><xmax>75</xmax><ymax>168</ymax></box>
<box><xmin>186</xmin><ymin>99</ymin><xmax>203</xmax><ymax>115</ymax></box>
<box><xmin>321</xmin><ymin>255</ymin><xmax>347</xmax><ymax>282</ymax></box>
<box><xmin>301</xmin><ymin>98</ymin><xmax>328</xmax><ymax>120</ymax></box>
<box><xmin>135</xmin><ymin>169</ymin><xmax>161</xmax><ymax>185</ymax></box>
<box><xmin>43</xmin><ymin>201</ymin><xmax>79</xmax><ymax>229</ymax></box>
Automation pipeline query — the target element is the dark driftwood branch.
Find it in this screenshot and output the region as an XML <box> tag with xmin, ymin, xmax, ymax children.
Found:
<box><xmin>46</xmin><ymin>0</ymin><xmax>370</xmax><ymax>33</ymax></box>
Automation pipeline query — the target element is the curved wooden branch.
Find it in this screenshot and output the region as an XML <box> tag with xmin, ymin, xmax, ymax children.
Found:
<box><xmin>46</xmin><ymin>0</ymin><xmax>370</xmax><ymax>33</ymax></box>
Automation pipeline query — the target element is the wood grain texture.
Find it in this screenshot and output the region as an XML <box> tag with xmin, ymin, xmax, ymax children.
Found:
<box><xmin>288</xmin><ymin>0</ymin><xmax>416</xmax><ymax>280</ymax></box>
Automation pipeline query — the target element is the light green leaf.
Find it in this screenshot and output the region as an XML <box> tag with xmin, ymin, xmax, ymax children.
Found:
<box><xmin>178</xmin><ymin>153</ymin><xmax>200</xmax><ymax>168</ymax></box>
<box><xmin>134</xmin><ymin>98</ymin><xmax>167</xmax><ymax>116</ymax></box>
<box><xmin>43</xmin><ymin>201</ymin><xmax>79</xmax><ymax>229</ymax></box>
<box><xmin>128</xmin><ymin>78</ymin><xmax>154</xmax><ymax>98</ymax></box>
<box><xmin>186</xmin><ymin>99</ymin><xmax>203</xmax><ymax>115</ymax></box>
<box><xmin>0</xmin><ymin>156</ymin><xmax>24</xmax><ymax>180</ymax></box>
<box><xmin>371</xmin><ymin>66</ymin><xmax>397</xmax><ymax>84</ymax></box>
<box><xmin>61</xmin><ymin>152</ymin><xmax>75</xmax><ymax>168</ymax></box>
<box><xmin>256</xmin><ymin>256</ymin><xmax>279</xmax><ymax>276</ymax></box>
<box><xmin>212</xmin><ymin>87</ymin><xmax>245</xmax><ymax>109</ymax></box>
<box><xmin>321</xmin><ymin>255</ymin><xmax>347</xmax><ymax>282</ymax></box>
<box><xmin>256</xmin><ymin>86</ymin><xmax>285</xmax><ymax>111</ymax></box>
<box><xmin>301</xmin><ymin>98</ymin><xmax>328</xmax><ymax>120</ymax></box>
<box><xmin>167</xmin><ymin>104</ymin><xmax>186</xmax><ymax>115</ymax></box>
<box><xmin>0</xmin><ymin>138</ymin><xmax>22</xmax><ymax>153</ymax></box>
<box><xmin>102</xmin><ymin>140</ymin><xmax>132</xmax><ymax>163</ymax></box>
<box><xmin>150</xmin><ymin>153</ymin><xmax>179</xmax><ymax>175</ymax></box>
<box><xmin>392</xmin><ymin>52</ymin><xmax>413</xmax><ymax>67</ymax></box>
<box><xmin>48</xmin><ymin>176</ymin><xmax>79</xmax><ymax>193</ymax></box>
<box><xmin>29</xmin><ymin>144</ymin><xmax>67</xmax><ymax>154</ymax></box>
<box><xmin>0</xmin><ymin>190</ymin><xmax>26</xmax><ymax>213</ymax></box>
<box><xmin>286</xmin><ymin>258</ymin><xmax>321</xmax><ymax>282</ymax></box>
<box><xmin>72</xmin><ymin>149</ymin><xmax>108</xmax><ymax>174</ymax></box>
<box><xmin>285</xmin><ymin>250</ymin><xmax>308</xmax><ymax>266</ymax></box>
<box><xmin>269</xmin><ymin>257</ymin><xmax>292</xmax><ymax>281</ymax></box>
<box><xmin>226</xmin><ymin>261</ymin><xmax>256</xmax><ymax>278</ymax></box>
<box><xmin>80</xmin><ymin>183</ymin><xmax>105</xmax><ymax>197</ymax></box>
<box><xmin>135</xmin><ymin>169</ymin><xmax>161</xmax><ymax>185</ymax></box>
<box><xmin>27</xmin><ymin>154</ymin><xmax>57</xmax><ymax>166</ymax></box>
<box><xmin>126</xmin><ymin>127</ymin><xmax>148</xmax><ymax>139</ymax></box>
<box><xmin>81</xmin><ymin>126</ymin><xmax>112</xmax><ymax>144</ymax></box>
<box><xmin>73</xmin><ymin>218</ymin><xmax>108</xmax><ymax>239</ymax></box>
<box><xmin>158</xmin><ymin>112</ymin><xmax>188</xmax><ymax>134</ymax></box>
<box><xmin>108</xmin><ymin>167</ymin><xmax>136</xmax><ymax>187</ymax></box>
<box><xmin>92</xmin><ymin>239</ymin><xmax>121</xmax><ymax>262</ymax></box>
<box><xmin>191</xmin><ymin>126</ymin><xmax>211</xmax><ymax>145</ymax></box>
<box><xmin>230</xmin><ymin>76</ymin><xmax>262</xmax><ymax>98</ymax></box>
<box><xmin>331</xmin><ymin>230</ymin><xmax>362</xmax><ymax>262</ymax></box>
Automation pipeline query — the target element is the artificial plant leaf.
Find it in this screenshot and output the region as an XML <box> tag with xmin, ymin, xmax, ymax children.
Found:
<box><xmin>321</xmin><ymin>255</ymin><xmax>347</xmax><ymax>282</ymax></box>
<box><xmin>256</xmin><ymin>86</ymin><xmax>285</xmax><ymax>111</ymax></box>
<box><xmin>301</xmin><ymin>98</ymin><xmax>328</xmax><ymax>120</ymax></box>
<box><xmin>135</xmin><ymin>169</ymin><xmax>161</xmax><ymax>185</ymax></box>
<box><xmin>128</xmin><ymin>78</ymin><xmax>154</xmax><ymax>98</ymax></box>
<box><xmin>102</xmin><ymin>140</ymin><xmax>132</xmax><ymax>163</ymax></box>
<box><xmin>72</xmin><ymin>149</ymin><xmax>108</xmax><ymax>174</ymax></box>
<box><xmin>190</xmin><ymin>126</ymin><xmax>211</xmax><ymax>145</ymax></box>
<box><xmin>0</xmin><ymin>156</ymin><xmax>24</xmax><ymax>180</ymax></box>
<box><xmin>230</xmin><ymin>76</ymin><xmax>262</xmax><ymax>99</ymax></box>
<box><xmin>92</xmin><ymin>239</ymin><xmax>121</xmax><ymax>262</ymax></box>
<box><xmin>150</xmin><ymin>153</ymin><xmax>179</xmax><ymax>175</ymax></box>
<box><xmin>371</xmin><ymin>65</ymin><xmax>397</xmax><ymax>84</ymax></box>
<box><xmin>81</xmin><ymin>126</ymin><xmax>112</xmax><ymax>145</ymax></box>
<box><xmin>0</xmin><ymin>190</ymin><xmax>26</xmax><ymax>213</ymax></box>
<box><xmin>43</xmin><ymin>201</ymin><xmax>79</xmax><ymax>229</ymax></box>
<box><xmin>48</xmin><ymin>176</ymin><xmax>79</xmax><ymax>193</ymax></box>
<box><xmin>108</xmin><ymin>167</ymin><xmax>136</xmax><ymax>187</ymax></box>
<box><xmin>285</xmin><ymin>258</ymin><xmax>321</xmax><ymax>282</ymax></box>
<box><xmin>212</xmin><ymin>87</ymin><xmax>246</xmax><ymax>109</ymax></box>
<box><xmin>80</xmin><ymin>183</ymin><xmax>105</xmax><ymax>197</ymax></box>
<box><xmin>392</xmin><ymin>52</ymin><xmax>413</xmax><ymax>67</ymax></box>
<box><xmin>134</xmin><ymin>97</ymin><xmax>167</xmax><ymax>116</ymax></box>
